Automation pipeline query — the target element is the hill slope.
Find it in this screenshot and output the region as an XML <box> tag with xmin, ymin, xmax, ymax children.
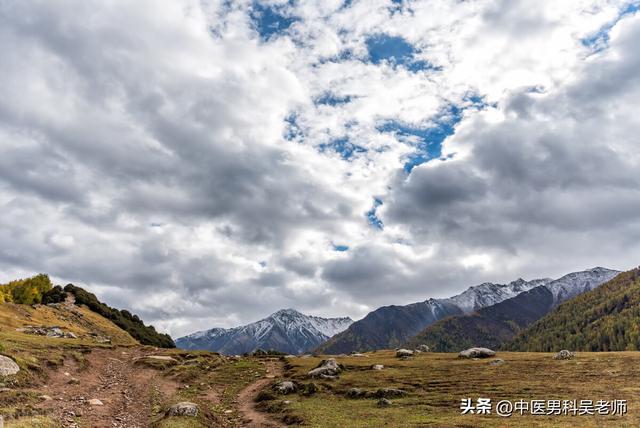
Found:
<box><xmin>507</xmin><ymin>267</ymin><xmax>640</xmax><ymax>352</ymax></box>
<box><xmin>316</xmin><ymin>278</ymin><xmax>550</xmax><ymax>354</ymax></box>
<box><xmin>176</xmin><ymin>309</ymin><xmax>353</xmax><ymax>354</ymax></box>
<box><xmin>407</xmin><ymin>267</ymin><xmax>620</xmax><ymax>351</ymax></box>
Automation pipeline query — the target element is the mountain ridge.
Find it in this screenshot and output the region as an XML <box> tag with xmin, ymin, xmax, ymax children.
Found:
<box><xmin>315</xmin><ymin>276</ymin><xmax>553</xmax><ymax>354</ymax></box>
<box><xmin>405</xmin><ymin>267</ymin><xmax>620</xmax><ymax>352</ymax></box>
<box><xmin>176</xmin><ymin>308</ymin><xmax>353</xmax><ymax>355</ymax></box>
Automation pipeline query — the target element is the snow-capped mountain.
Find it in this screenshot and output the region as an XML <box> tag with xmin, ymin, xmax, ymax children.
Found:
<box><xmin>444</xmin><ymin>277</ymin><xmax>552</xmax><ymax>313</ymax></box>
<box><xmin>406</xmin><ymin>267</ymin><xmax>621</xmax><ymax>351</ymax></box>
<box><xmin>317</xmin><ymin>277</ymin><xmax>553</xmax><ymax>354</ymax></box>
<box><xmin>175</xmin><ymin>309</ymin><xmax>353</xmax><ymax>355</ymax></box>
<box><xmin>546</xmin><ymin>267</ymin><xmax>619</xmax><ymax>305</ymax></box>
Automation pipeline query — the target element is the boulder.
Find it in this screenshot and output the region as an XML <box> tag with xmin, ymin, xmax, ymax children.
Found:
<box><xmin>371</xmin><ymin>364</ymin><xmax>384</xmax><ymax>371</ymax></box>
<box><xmin>554</xmin><ymin>350</ymin><xmax>575</xmax><ymax>360</ymax></box>
<box><xmin>377</xmin><ymin>398</ymin><xmax>391</xmax><ymax>407</ymax></box>
<box><xmin>308</xmin><ymin>358</ymin><xmax>343</xmax><ymax>378</ymax></box>
<box><xmin>275</xmin><ymin>381</ymin><xmax>297</xmax><ymax>394</ymax></box>
<box><xmin>46</xmin><ymin>327</ymin><xmax>65</xmax><ymax>338</ymax></box>
<box><xmin>396</xmin><ymin>349</ymin><xmax>414</xmax><ymax>358</ymax></box>
<box><xmin>0</xmin><ymin>355</ymin><xmax>20</xmax><ymax>376</ymax></box>
<box><xmin>416</xmin><ymin>345</ymin><xmax>430</xmax><ymax>352</ymax></box>
<box><xmin>347</xmin><ymin>388</ymin><xmax>366</xmax><ymax>398</ymax></box>
<box><xmin>374</xmin><ymin>388</ymin><xmax>407</xmax><ymax>398</ymax></box>
<box><xmin>458</xmin><ymin>347</ymin><xmax>496</xmax><ymax>359</ymax></box>
<box><xmin>166</xmin><ymin>401</ymin><xmax>199</xmax><ymax>417</ymax></box>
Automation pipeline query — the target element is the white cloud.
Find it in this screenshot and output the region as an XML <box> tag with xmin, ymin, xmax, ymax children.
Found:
<box><xmin>0</xmin><ymin>0</ymin><xmax>639</xmax><ymax>337</ymax></box>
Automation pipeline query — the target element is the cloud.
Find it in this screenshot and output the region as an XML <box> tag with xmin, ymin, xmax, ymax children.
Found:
<box><xmin>1</xmin><ymin>0</ymin><xmax>639</xmax><ymax>337</ymax></box>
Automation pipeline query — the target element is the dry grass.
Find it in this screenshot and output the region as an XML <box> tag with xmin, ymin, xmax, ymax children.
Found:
<box><xmin>272</xmin><ymin>350</ymin><xmax>640</xmax><ymax>427</ymax></box>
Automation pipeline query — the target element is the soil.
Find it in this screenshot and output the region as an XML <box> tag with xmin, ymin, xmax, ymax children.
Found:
<box><xmin>35</xmin><ymin>347</ymin><xmax>179</xmax><ymax>428</ymax></box>
<box><xmin>237</xmin><ymin>359</ymin><xmax>285</xmax><ymax>428</ymax></box>
<box><xmin>29</xmin><ymin>348</ymin><xmax>285</xmax><ymax>427</ymax></box>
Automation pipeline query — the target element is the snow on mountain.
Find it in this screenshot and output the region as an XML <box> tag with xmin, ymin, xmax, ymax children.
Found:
<box><xmin>442</xmin><ymin>277</ymin><xmax>553</xmax><ymax>313</ymax></box>
<box><xmin>545</xmin><ymin>267</ymin><xmax>620</xmax><ymax>305</ymax></box>
<box><xmin>175</xmin><ymin>309</ymin><xmax>353</xmax><ymax>355</ymax></box>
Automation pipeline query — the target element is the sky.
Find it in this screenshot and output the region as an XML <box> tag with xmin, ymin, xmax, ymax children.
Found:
<box><xmin>1</xmin><ymin>0</ymin><xmax>640</xmax><ymax>337</ymax></box>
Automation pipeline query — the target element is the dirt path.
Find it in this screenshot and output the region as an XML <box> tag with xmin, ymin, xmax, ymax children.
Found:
<box><xmin>37</xmin><ymin>348</ymin><xmax>178</xmax><ymax>428</ymax></box>
<box><xmin>237</xmin><ymin>359</ymin><xmax>285</xmax><ymax>428</ymax></box>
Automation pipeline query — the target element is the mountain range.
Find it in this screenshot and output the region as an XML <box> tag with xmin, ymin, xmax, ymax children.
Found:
<box><xmin>175</xmin><ymin>309</ymin><xmax>353</xmax><ymax>355</ymax></box>
<box><xmin>507</xmin><ymin>267</ymin><xmax>639</xmax><ymax>352</ymax></box>
<box><xmin>315</xmin><ymin>277</ymin><xmax>551</xmax><ymax>354</ymax></box>
<box><xmin>406</xmin><ymin>267</ymin><xmax>619</xmax><ymax>351</ymax></box>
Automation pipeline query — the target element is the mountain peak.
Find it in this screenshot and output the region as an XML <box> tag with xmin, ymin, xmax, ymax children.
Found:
<box><xmin>176</xmin><ymin>309</ymin><xmax>353</xmax><ymax>355</ymax></box>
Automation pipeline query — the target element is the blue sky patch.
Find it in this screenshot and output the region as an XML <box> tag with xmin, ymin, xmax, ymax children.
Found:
<box><xmin>365</xmin><ymin>34</ymin><xmax>437</xmax><ymax>72</ymax></box>
<box><xmin>366</xmin><ymin>198</ymin><xmax>384</xmax><ymax>230</ymax></box>
<box><xmin>581</xmin><ymin>2</ymin><xmax>639</xmax><ymax>53</ymax></box>
<box><xmin>319</xmin><ymin>137</ymin><xmax>367</xmax><ymax>160</ymax></box>
<box><xmin>251</xmin><ymin>2</ymin><xmax>297</xmax><ymax>41</ymax></box>
<box><xmin>283</xmin><ymin>113</ymin><xmax>302</xmax><ymax>141</ymax></box>
<box><xmin>333</xmin><ymin>244</ymin><xmax>349</xmax><ymax>252</ymax></box>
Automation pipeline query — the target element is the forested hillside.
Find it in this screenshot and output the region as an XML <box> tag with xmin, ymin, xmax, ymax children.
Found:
<box><xmin>507</xmin><ymin>267</ymin><xmax>640</xmax><ymax>352</ymax></box>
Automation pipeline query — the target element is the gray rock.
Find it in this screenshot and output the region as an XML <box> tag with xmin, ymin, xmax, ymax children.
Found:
<box><xmin>554</xmin><ymin>350</ymin><xmax>575</xmax><ymax>360</ymax></box>
<box><xmin>350</xmin><ymin>353</ymin><xmax>367</xmax><ymax>357</ymax></box>
<box><xmin>416</xmin><ymin>344</ymin><xmax>430</xmax><ymax>352</ymax></box>
<box><xmin>371</xmin><ymin>364</ymin><xmax>384</xmax><ymax>370</ymax></box>
<box><xmin>39</xmin><ymin>395</ymin><xmax>53</xmax><ymax>401</ymax></box>
<box><xmin>46</xmin><ymin>327</ymin><xmax>64</xmax><ymax>337</ymax></box>
<box><xmin>458</xmin><ymin>347</ymin><xmax>496</xmax><ymax>359</ymax></box>
<box><xmin>88</xmin><ymin>398</ymin><xmax>103</xmax><ymax>406</ymax></box>
<box><xmin>0</xmin><ymin>356</ymin><xmax>20</xmax><ymax>376</ymax></box>
<box><xmin>166</xmin><ymin>401</ymin><xmax>199</xmax><ymax>417</ymax></box>
<box><xmin>396</xmin><ymin>349</ymin><xmax>414</xmax><ymax>358</ymax></box>
<box><xmin>374</xmin><ymin>388</ymin><xmax>407</xmax><ymax>398</ymax></box>
<box><xmin>65</xmin><ymin>332</ymin><xmax>78</xmax><ymax>339</ymax></box>
<box><xmin>377</xmin><ymin>398</ymin><xmax>391</xmax><ymax>407</ymax></box>
<box><xmin>308</xmin><ymin>358</ymin><xmax>343</xmax><ymax>378</ymax></box>
<box><xmin>275</xmin><ymin>381</ymin><xmax>297</xmax><ymax>394</ymax></box>
<box><xmin>489</xmin><ymin>359</ymin><xmax>505</xmax><ymax>366</ymax></box>
<box><xmin>347</xmin><ymin>388</ymin><xmax>366</xmax><ymax>398</ymax></box>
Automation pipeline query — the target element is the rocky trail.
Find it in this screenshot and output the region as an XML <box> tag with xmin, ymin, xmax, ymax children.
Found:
<box><xmin>25</xmin><ymin>348</ymin><xmax>285</xmax><ymax>427</ymax></box>
<box><xmin>237</xmin><ymin>359</ymin><xmax>285</xmax><ymax>428</ymax></box>
<box><xmin>35</xmin><ymin>347</ymin><xmax>178</xmax><ymax>427</ymax></box>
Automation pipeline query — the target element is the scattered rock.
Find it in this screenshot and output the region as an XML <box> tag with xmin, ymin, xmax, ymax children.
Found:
<box><xmin>347</xmin><ymin>388</ymin><xmax>366</xmax><ymax>398</ymax></box>
<box><xmin>167</xmin><ymin>402</ymin><xmax>199</xmax><ymax>417</ymax></box>
<box><xmin>65</xmin><ymin>332</ymin><xmax>78</xmax><ymax>339</ymax></box>
<box><xmin>396</xmin><ymin>349</ymin><xmax>414</xmax><ymax>358</ymax></box>
<box><xmin>308</xmin><ymin>358</ymin><xmax>343</xmax><ymax>378</ymax></box>
<box><xmin>275</xmin><ymin>381</ymin><xmax>297</xmax><ymax>394</ymax></box>
<box><xmin>224</xmin><ymin>409</ymin><xmax>233</xmax><ymax>414</ymax></box>
<box><xmin>489</xmin><ymin>359</ymin><xmax>505</xmax><ymax>366</ymax></box>
<box><xmin>88</xmin><ymin>398</ymin><xmax>104</xmax><ymax>406</ymax></box>
<box><xmin>68</xmin><ymin>378</ymin><xmax>80</xmax><ymax>385</ymax></box>
<box><xmin>416</xmin><ymin>344</ymin><xmax>430</xmax><ymax>352</ymax></box>
<box><xmin>350</xmin><ymin>353</ymin><xmax>367</xmax><ymax>357</ymax></box>
<box><xmin>0</xmin><ymin>355</ymin><xmax>20</xmax><ymax>376</ymax></box>
<box><xmin>374</xmin><ymin>388</ymin><xmax>407</xmax><ymax>398</ymax></box>
<box><xmin>0</xmin><ymin>388</ymin><xmax>12</xmax><ymax>393</ymax></box>
<box><xmin>458</xmin><ymin>347</ymin><xmax>496</xmax><ymax>359</ymax></box>
<box><xmin>39</xmin><ymin>395</ymin><xmax>53</xmax><ymax>401</ymax></box>
<box><xmin>377</xmin><ymin>398</ymin><xmax>392</xmax><ymax>407</ymax></box>
<box><xmin>146</xmin><ymin>356</ymin><xmax>178</xmax><ymax>363</ymax></box>
<box><xmin>46</xmin><ymin>327</ymin><xmax>64</xmax><ymax>337</ymax></box>
<box><xmin>371</xmin><ymin>364</ymin><xmax>384</xmax><ymax>370</ymax></box>
<box><xmin>554</xmin><ymin>350</ymin><xmax>575</xmax><ymax>360</ymax></box>
<box><xmin>283</xmin><ymin>400</ymin><xmax>291</xmax><ymax>405</ymax></box>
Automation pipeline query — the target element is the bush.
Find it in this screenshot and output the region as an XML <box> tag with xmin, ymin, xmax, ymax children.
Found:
<box><xmin>64</xmin><ymin>284</ymin><xmax>175</xmax><ymax>348</ymax></box>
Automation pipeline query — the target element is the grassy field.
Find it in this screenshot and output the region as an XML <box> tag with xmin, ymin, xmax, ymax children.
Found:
<box><xmin>267</xmin><ymin>350</ymin><xmax>640</xmax><ymax>427</ymax></box>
